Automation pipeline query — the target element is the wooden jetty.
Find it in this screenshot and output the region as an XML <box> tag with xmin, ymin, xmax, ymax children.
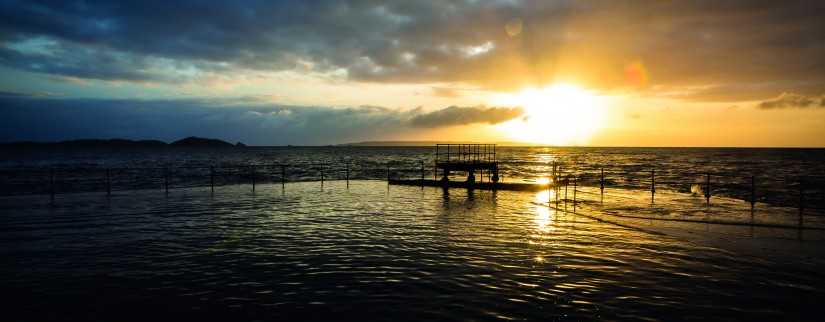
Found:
<box><xmin>389</xmin><ymin>178</ymin><xmax>569</xmax><ymax>191</ymax></box>
<box><xmin>389</xmin><ymin>144</ymin><xmax>568</xmax><ymax>191</ymax></box>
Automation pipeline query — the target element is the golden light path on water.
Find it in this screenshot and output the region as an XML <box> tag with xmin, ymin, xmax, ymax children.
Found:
<box><xmin>493</xmin><ymin>84</ymin><xmax>610</xmax><ymax>146</ymax></box>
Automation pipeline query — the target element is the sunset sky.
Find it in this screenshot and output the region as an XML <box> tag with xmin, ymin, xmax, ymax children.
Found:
<box><xmin>1</xmin><ymin>0</ymin><xmax>823</xmax><ymax>146</ymax></box>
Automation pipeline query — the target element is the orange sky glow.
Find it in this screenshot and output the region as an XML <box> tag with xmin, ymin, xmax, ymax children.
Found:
<box><xmin>1</xmin><ymin>1</ymin><xmax>823</xmax><ymax>146</ymax></box>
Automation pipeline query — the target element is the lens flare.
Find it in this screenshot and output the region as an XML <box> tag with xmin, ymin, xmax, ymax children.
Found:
<box><xmin>626</xmin><ymin>60</ymin><xmax>649</xmax><ymax>89</ymax></box>
<box><xmin>505</xmin><ymin>18</ymin><xmax>523</xmax><ymax>36</ymax></box>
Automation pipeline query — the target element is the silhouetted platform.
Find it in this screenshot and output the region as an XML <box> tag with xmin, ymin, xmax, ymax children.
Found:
<box><xmin>389</xmin><ymin>179</ymin><xmax>570</xmax><ymax>191</ymax></box>
<box><xmin>434</xmin><ymin>144</ymin><xmax>501</xmax><ymax>182</ymax></box>
<box><xmin>435</xmin><ymin>162</ymin><xmax>498</xmax><ymax>173</ymax></box>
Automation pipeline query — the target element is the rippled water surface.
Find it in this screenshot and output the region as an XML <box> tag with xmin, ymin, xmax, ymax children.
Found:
<box><xmin>2</xmin><ymin>181</ymin><xmax>823</xmax><ymax>320</ymax></box>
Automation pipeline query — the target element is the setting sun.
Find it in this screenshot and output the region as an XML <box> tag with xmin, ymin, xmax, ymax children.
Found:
<box><xmin>494</xmin><ymin>84</ymin><xmax>609</xmax><ymax>145</ymax></box>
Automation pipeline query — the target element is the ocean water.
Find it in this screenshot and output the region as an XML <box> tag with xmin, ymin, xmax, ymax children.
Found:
<box><xmin>2</xmin><ymin>147</ymin><xmax>825</xmax><ymax>320</ymax></box>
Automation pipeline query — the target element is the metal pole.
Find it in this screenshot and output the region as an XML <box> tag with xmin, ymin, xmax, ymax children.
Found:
<box><xmin>346</xmin><ymin>162</ymin><xmax>350</xmax><ymax>188</ymax></box>
<box><xmin>564</xmin><ymin>176</ymin><xmax>569</xmax><ymax>201</ymax></box>
<box><xmin>252</xmin><ymin>165</ymin><xmax>256</xmax><ymax>191</ymax></box>
<box><xmin>799</xmin><ymin>181</ymin><xmax>804</xmax><ymax>228</ymax></box>
<box><xmin>573</xmin><ymin>177</ymin><xmax>577</xmax><ymax>208</ymax></box>
<box><xmin>387</xmin><ymin>163</ymin><xmax>390</xmax><ymax>182</ymax></box>
<box><xmin>50</xmin><ymin>167</ymin><xmax>54</xmax><ymax>202</ymax></box>
<box><xmin>106</xmin><ymin>168</ymin><xmax>111</xmax><ymax>196</ymax></box>
<box><xmin>651</xmin><ymin>170</ymin><xmax>655</xmax><ymax>201</ymax></box>
<box><xmin>600</xmin><ymin>168</ymin><xmax>604</xmax><ymax>196</ymax></box>
<box><xmin>705</xmin><ymin>173</ymin><xmax>711</xmax><ymax>204</ymax></box>
<box><xmin>210</xmin><ymin>166</ymin><xmax>215</xmax><ymax>194</ymax></box>
<box><xmin>165</xmin><ymin>167</ymin><xmax>169</xmax><ymax>194</ymax></box>
<box><xmin>421</xmin><ymin>160</ymin><xmax>425</xmax><ymax>181</ymax></box>
<box><xmin>750</xmin><ymin>175</ymin><xmax>755</xmax><ymax>210</ymax></box>
<box><xmin>281</xmin><ymin>165</ymin><xmax>285</xmax><ymax>189</ymax></box>
<box><xmin>321</xmin><ymin>166</ymin><xmax>324</xmax><ymax>188</ymax></box>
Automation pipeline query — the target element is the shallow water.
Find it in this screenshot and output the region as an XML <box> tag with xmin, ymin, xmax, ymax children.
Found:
<box><xmin>2</xmin><ymin>181</ymin><xmax>823</xmax><ymax>320</ymax></box>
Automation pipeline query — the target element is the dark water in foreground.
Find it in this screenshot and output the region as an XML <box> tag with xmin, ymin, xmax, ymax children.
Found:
<box><xmin>2</xmin><ymin>181</ymin><xmax>824</xmax><ymax>321</ymax></box>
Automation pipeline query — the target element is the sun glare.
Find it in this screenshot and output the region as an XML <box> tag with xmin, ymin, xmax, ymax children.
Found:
<box><xmin>494</xmin><ymin>83</ymin><xmax>608</xmax><ymax>145</ymax></box>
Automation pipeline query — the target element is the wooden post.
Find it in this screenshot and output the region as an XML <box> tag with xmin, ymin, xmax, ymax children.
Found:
<box><xmin>210</xmin><ymin>166</ymin><xmax>215</xmax><ymax>194</ymax></box>
<box><xmin>705</xmin><ymin>173</ymin><xmax>711</xmax><ymax>204</ymax></box>
<box><xmin>165</xmin><ymin>167</ymin><xmax>169</xmax><ymax>194</ymax></box>
<box><xmin>106</xmin><ymin>168</ymin><xmax>111</xmax><ymax>196</ymax></box>
<box><xmin>252</xmin><ymin>165</ymin><xmax>256</xmax><ymax>191</ymax></box>
<box><xmin>564</xmin><ymin>175</ymin><xmax>569</xmax><ymax>203</ymax></box>
<box><xmin>750</xmin><ymin>176</ymin><xmax>755</xmax><ymax>210</ymax></box>
<box><xmin>651</xmin><ymin>170</ymin><xmax>655</xmax><ymax>201</ymax></box>
<box><xmin>799</xmin><ymin>181</ymin><xmax>804</xmax><ymax>228</ymax></box>
<box><xmin>573</xmin><ymin>177</ymin><xmax>578</xmax><ymax>208</ymax></box>
<box><xmin>49</xmin><ymin>168</ymin><xmax>54</xmax><ymax>202</ymax></box>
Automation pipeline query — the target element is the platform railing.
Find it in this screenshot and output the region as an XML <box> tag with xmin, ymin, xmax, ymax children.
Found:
<box><xmin>1</xmin><ymin>161</ymin><xmax>822</xmax><ymax>229</ymax></box>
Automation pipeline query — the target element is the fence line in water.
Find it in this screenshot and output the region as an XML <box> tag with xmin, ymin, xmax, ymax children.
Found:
<box><xmin>1</xmin><ymin>161</ymin><xmax>822</xmax><ymax>227</ymax></box>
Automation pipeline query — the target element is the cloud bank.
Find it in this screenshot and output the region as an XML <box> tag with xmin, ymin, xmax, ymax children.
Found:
<box><xmin>757</xmin><ymin>93</ymin><xmax>825</xmax><ymax>109</ymax></box>
<box><xmin>409</xmin><ymin>106</ymin><xmax>525</xmax><ymax>128</ymax></box>
<box><xmin>1</xmin><ymin>0</ymin><xmax>823</xmax><ymax>100</ymax></box>
<box><xmin>0</xmin><ymin>95</ymin><xmax>521</xmax><ymax>145</ymax></box>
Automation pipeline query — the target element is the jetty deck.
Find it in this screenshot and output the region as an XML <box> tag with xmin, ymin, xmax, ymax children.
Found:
<box><xmin>389</xmin><ymin>144</ymin><xmax>568</xmax><ymax>192</ymax></box>
<box><xmin>389</xmin><ymin>178</ymin><xmax>570</xmax><ymax>191</ymax></box>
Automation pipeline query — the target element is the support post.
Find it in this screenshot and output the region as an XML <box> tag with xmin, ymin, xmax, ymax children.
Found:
<box><xmin>705</xmin><ymin>173</ymin><xmax>711</xmax><ymax>204</ymax></box>
<box><xmin>573</xmin><ymin>177</ymin><xmax>577</xmax><ymax>208</ymax></box>
<box><xmin>346</xmin><ymin>162</ymin><xmax>350</xmax><ymax>188</ymax></box>
<box><xmin>106</xmin><ymin>168</ymin><xmax>111</xmax><ymax>197</ymax></box>
<box><xmin>564</xmin><ymin>175</ymin><xmax>569</xmax><ymax>203</ymax></box>
<box><xmin>600</xmin><ymin>168</ymin><xmax>605</xmax><ymax>196</ymax></box>
<box><xmin>321</xmin><ymin>166</ymin><xmax>324</xmax><ymax>188</ymax></box>
<box><xmin>799</xmin><ymin>181</ymin><xmax>804</xmax><ymax>228</ymax></box>
<box><xmin>50</xmin><ymin>168</ymin><xmax>54</xmax><ymax>202</ymax></box>
<box><xmin>281</xmin><ymin>165</ymin><xmax>286</xmax><ymax>189</ymax></box>
<box><xmin>387</xmin><ymin>163</ymin><xmax>390</xmax><ymax>182</ymax></box>
<box><xmin>252</xmin><ymin>165</ymin><xmax>256</xmax><ymax>191</ymax></box>
<box><xmin>750</xmin><ymin>175</ymin><xmax>755</xmax><ymax>210</ymax></box>
<box><xmin>651</xmin><ymin>170</ymin><xmax>655</xmax><ymax>201</ymax></box>
<box><xmin>210</xmin><ymin>166</ymin><xmax>215</xmax><ymax>194</ymax></box>
<box><xmin>165</xmin><ymin>167</ymin><xmax>169</xmax><ymax>194</ymax></box>
<box><xmin>421</xmin><ymin>160</ymin><xmax>425</xmax><ymax>181</ymax></box>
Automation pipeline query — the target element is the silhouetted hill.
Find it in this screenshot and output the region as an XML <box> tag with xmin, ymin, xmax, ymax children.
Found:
<box><xmin>1</xmin><ymin>139</ymin><xmax>168</xmax><ymax>147</ymax></box>
<box><xmin>1</xmin><ymin>137</ymin><xmax>244</xmax><ymax>148</ymax></box>
<box><xmin>170</xmin><ymin>136</ymin><xmax>235</xmax><ymax>147</ymax></box>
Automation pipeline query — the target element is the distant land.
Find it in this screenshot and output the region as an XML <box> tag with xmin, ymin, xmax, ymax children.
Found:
<box><xmin>1</xmin><ymin>136</ymin><xmax>246</xmax><ymax>148</ymax></box>
<box><xmin>337</xmin><ymin>141</ymin><xmax>545</xmax><ymax>146</ymax></box>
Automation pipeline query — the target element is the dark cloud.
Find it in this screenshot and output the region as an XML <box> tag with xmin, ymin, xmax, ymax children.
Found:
<box><xmin>0</xmin><ymin>90</ymin><xmax>55</xmax><ymax>98</ymax></box>
<box><xmin>1</xmin><ymin>0</ymin><xmax>823</xmax><ymax>100</ymax></box>
<box><xmin>0</xmin><ymin>94</ymin><xmax>521</xmax><ymax>144</ymax></box>
<box><xmin>408</xmin><ymin>106</ymin><xmax>524</xmax><ymax>128</ymax></box>
<box><xmin>430</xmin><ymin>86</ymin><xmax>463</xmax><ymax>98</ymax></box>
<box><xmin>757</xmin><ymin>92</ymin><xmax>825</xmax><ymax>109</ymax></box>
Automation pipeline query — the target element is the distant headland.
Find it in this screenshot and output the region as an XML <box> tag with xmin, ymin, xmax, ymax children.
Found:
<box><xmin>1</xmin><ymin>136</ymin><xmax>246</xmax><ymax>148</ymax></box>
